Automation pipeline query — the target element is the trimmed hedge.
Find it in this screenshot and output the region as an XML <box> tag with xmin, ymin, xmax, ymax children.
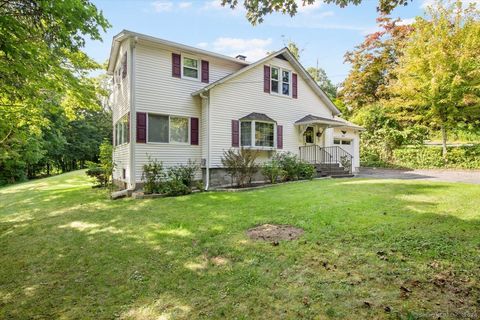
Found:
<box><xmin>362</xmin><ymin>144</ymin><xmax>480</xmax><ymax>169</ymax></box>
<box><xmin>393</xmin><ymin>145</ymin><xmax>480</xmax><ymax>169</ymax></box>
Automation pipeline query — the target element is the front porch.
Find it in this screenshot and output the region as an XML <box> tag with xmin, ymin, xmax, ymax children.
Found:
<box><xmin>299</xmin><ymin>145</ymin><xmax>354</xmax><ymax>178</ymax></box>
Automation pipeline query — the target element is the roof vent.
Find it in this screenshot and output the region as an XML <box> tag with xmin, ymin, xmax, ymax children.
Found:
<box><xmin>235</xmin><ymin>54</ymin><xmax>247</xmax><ymax>61</ymax></box>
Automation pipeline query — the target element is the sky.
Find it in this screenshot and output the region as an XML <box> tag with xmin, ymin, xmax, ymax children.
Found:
<box><xmin>85</xmin><ymin>0</ymin><xmax>437</xmax><ymax>84</ymax></box>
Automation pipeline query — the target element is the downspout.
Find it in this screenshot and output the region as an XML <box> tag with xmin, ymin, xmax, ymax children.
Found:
<box><xmin>128</xmin><ymin>36</ymin><xmax>138</xmax><ymax>191</ymax></box>
<box><xmin>200</xmin><ymin>91</ymin><xmax>210</xmax><ymax>190</ymax></box>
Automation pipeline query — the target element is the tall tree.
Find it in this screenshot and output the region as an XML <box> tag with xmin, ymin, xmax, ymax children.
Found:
<box><xmin>389</xmin><ymin>0</ymin><xmax>480</xmax><ymax>158</ymax></box>
<box><xmin>339</xmin><ymin>16</ymin><xmax>413</xmax><ymax>110</ymax></box>
<box><xmin>221</xmin><ymin>0</ymin><xmax>412</xmax><ymax>24</ymax></box>
<box><xmin>307</xmin><ymin>67</ymin><xmax>337</xmax><ymax>99</ymax></box>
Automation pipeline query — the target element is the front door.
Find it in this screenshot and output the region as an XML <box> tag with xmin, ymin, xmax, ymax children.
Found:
<box><xmin>304</xmin><ymin>126</ymin><xmax>315</xmax><ymax>145</ymax></box>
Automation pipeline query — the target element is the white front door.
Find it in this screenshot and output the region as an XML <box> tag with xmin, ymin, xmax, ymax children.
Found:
<box><xmin>304</xmin><ymin>126</ymin><xmax>315</xmax><ymax>145</ymax></box>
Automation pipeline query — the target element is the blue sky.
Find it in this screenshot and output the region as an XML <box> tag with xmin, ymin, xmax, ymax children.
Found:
<box><xmin>85</xmin><ymin>0</ymin><xmax>432</xmax><ymax>83</ymax></box>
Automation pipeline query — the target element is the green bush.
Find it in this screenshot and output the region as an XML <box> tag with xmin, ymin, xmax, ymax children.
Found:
<box><xmin>272</xmin><ymin>152</ymin><xmax>317</xmax><ymax>181</ymax></box>
<box><xmin>164</xmin><ymin>179</ymin><xmax>191</xmax><ymax>196</ymax></box>
<box><xmin>297</xmin><ymin>162</ymin><xmax>316</xmax><ymax>180</ymax></box>
<box><xmin>86</xmin><ymin>167</ymin><xmax>108</xmax><ymax>187</ymax></box>
<box><xmin>393</xmin><ymin>145</ymin><xmax>480</xmax><ymax>169</ymax></box>
<box><xmin>272</xmin><ymin>152</ymin><xmax>300</xmax><ymax>181</ymax></box>
<box><xmin>261</xmin><ymin>160</ymin><xmax>285</xmax><ymax>184</ymax></box>
<box><xmin>142</xmin><ymin>157</ymin><xmax>165</xmax><ymax>194</ymax></box>
<box><xmin>167</xmin><ymin>160</ymin><xmax>199</xmax><ymax>188</ymax></box>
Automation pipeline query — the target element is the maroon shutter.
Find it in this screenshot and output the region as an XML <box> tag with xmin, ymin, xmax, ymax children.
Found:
<box><xmin>292</xmin><ymin>73</ymin><xmax>298</xmax><ymax>99</ymax></box>
<box><xmin>201</xmin><ymin>60</ymin><xmax>209</xmax><ymax>83</ymax></box>
<box><xmin>263</xmin><ymin>65</ymin><xmax>270</xmax><ymax>93</ymax></box>
<box><xmin>127</xmin><ymin>112</ymin><xmax>130</xmax><ymax>143</ymax></box>
<box><xmin>277</xmin><ymin>125</ymin><xmax>283</xmax><ymax>149</ymax></box>
<box><xmin>136</xmin><ymin>112</ymin><xmax>147</xmax><ymax>143</ymax></box>
<box><xmin>190</xmin><ymin>117</ymin><xmax>199</xmax><ymax>145</ymax></box>
<box><xmin>172</xmin><ymin>53</ymin><xmax>181</xmax><ymax>78</ymax></box>
<box><xmin>232</xmin><ymin>120</ymin><xmax>239</xmax><ymax>147</ymax></box>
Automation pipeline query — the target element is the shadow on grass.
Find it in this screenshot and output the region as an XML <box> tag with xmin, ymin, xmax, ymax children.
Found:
<box><xmin>0</xmin><ymin>175</ymin><xmax>479</xmax><ymax>319</ymax></box>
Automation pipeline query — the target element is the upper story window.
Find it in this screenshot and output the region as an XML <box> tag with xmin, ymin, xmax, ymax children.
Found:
<box><xmin>271</xmin><ymin>66</ymin><xmax>291</xmax><ymax>97</ymax></box>
<box><xmin>182</xmin><ymin>56</ymin><xmax>199</xmax><ymax>80</ymax></box>
<box><xmin>147</xmin><ymin>114</ymin><xmax>189</xmax><ymax>144</ymax></box>
<box><xmin>240</xmin><ymin>121</ymin><xmax>275</xmax><ymax>148</ymax></box>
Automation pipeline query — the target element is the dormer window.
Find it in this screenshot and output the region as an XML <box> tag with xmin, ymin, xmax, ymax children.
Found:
<box><xmin>271</xmin><ymin>66</ymin><xmax>291</xmax><ymax>97</ymax></box>
<box><xmin>182</xmin><ymin>56</ymin><xmax>199</xmax><ymax>80</ymax></box>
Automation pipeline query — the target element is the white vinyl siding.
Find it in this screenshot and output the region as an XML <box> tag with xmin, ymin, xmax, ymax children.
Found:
<box><xmin>208</xmin><ymin>57</ymin><xmax>337</xmax><ymax>167</ymax></box>
<box><xmin>112</xmin><ymin>40</ymin><xmax>131</xmax><ymax>182</ymax></box>
<box><xmin>133</xmin><ymin>40</ymin><xmax>244</xmax><ymax>181</ymax></box>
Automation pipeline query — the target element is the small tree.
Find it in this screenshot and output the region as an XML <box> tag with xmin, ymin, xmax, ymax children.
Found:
<box><xmin>99</xmin><ymin>139</ymin><xmax>114</xmax><ymax>186</ymax></box>
<box><xmin>221</xmin><ymin>148</ymin><xmax>259</xmax><ymax>187</ymax></box>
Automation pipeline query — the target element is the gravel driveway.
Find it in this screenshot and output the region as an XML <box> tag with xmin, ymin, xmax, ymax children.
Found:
<box><xmin>356</xmin><ymin>167</ymin><xmax>480</xmax><ymax>184</ymax></box>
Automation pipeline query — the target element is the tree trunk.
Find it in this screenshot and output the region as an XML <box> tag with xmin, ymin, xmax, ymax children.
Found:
<box><xmin>441</xmin><ymin>124</ymin><xmax>448</xmax><ymax>160</ymax></box>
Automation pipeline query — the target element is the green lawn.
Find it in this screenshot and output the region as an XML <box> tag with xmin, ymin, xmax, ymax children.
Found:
<box><xmin>1</xmin><ymin>171</ymin><xmax>479</xmax><ymax>319</ymax></box>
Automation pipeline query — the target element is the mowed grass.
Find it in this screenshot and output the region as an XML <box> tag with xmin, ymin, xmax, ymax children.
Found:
<box><xmin>0</xmin><ymin>171</ymin><xmax>479</xmax><ymax>319</ymax></box>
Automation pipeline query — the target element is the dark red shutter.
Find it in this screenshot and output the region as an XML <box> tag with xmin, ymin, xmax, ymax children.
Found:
<box><xmin>292</xmin><ymin>73</ymin><xmax>298</xmax><ymax>99</ymax></box>
<box><xmin>201</xmin><ymin>60</ymin><xmax>209</xmax><ymax>83</ymax></box>
<box><xmin>277</xmin><ymin>125</ymin><xmax>283</xmax><ymax>149</ymax></box>
<box><xmin>127</xmin><ymin>112</ymin><xmax>130</xmax><ymax>143</ymax></box>
<box><xmin>172</xmin><ymin>53</ymin><xmax>181</xmax><ymax>78</ymax></box>
<box><xmin>232</xmin><ymin>120</ymin><xmax>239</xmax><ymax>147</ymax></box>
<box><xmin>190</xmin><ymin>117</ymin><xmax>199</xmax><ymax>145</ymax></box>
<box><xmin>136</xmin><ymin>112</ymin><xmax>147</xmax><ymax>143</ymax></box>
<box><xmin>264</xmin><ymin>65</ymin><xmax>270</xmax><ymax>93</ymax></box>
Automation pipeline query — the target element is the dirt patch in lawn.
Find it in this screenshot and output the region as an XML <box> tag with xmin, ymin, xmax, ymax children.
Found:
<box><xmin>247</xmin><ymin>224</ymin><xmax>304</xmax><ymax>241</ymax></box>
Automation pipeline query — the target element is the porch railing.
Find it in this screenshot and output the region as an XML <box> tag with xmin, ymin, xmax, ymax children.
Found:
<box><xmin>299</xmin><ymin>145</ymin><xmax>353</xmax><ymax>174</ymax></box>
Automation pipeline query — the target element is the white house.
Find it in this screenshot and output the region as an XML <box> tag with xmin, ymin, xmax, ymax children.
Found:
<box><xmin>107</xmin><ymin>30</ymin><xmax>363</xmax><ymax>189</ymax></box>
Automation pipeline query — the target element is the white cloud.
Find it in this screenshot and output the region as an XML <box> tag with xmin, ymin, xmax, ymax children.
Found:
<box><xmin>397</xmin><ymin>17</ymin><xmax>416</xmax><ymax>25</ymax></box>
<box><xmin>179</xmin><ymin>2</ymin><xmax>192</xmax><ymax>9</ymax></box>
<box><xmin>198</xmin><ymin>37</ymin><xmax>273</xmax><ymax>61</ymax></box>
<box><xmin>296</xmin><ymin>0</ymin><xmax>323</xmax><ymax>13</ymax></box>
<box><xmin>151</xmin><ymin>1</ymin><xmax>173</xmax><ymax>12</ymax></box>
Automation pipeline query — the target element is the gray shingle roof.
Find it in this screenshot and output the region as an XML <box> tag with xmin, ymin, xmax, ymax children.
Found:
<box><xmin>239</xmin><ymin>112</ymin><xmax>276</xmax><ymax>122</ymax></box>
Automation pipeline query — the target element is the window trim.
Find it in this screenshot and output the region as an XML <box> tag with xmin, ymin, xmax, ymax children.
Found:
<box><xmin>181</xmin><ymin>55</ymin><xmax>200</xmax><ymax>81</ymax></box>
<box><xmin>270</xmin><ymin>65</ymin><xmax>292</xmax><ymax>98</ymax></box>
<box><xmin>239</xmin><ymin>120</ymin><xmax>276</xmax><ymax>149</ymax></box>
<box><xmin>146</xmin><ymin>113</ymin><xmax>191</xmax><ymax>145</ymax></box>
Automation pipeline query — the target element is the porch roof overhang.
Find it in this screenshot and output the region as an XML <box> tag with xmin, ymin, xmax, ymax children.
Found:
<box><xmin>295</xmin><ymin>114</ymin><xmax>365</xmax><ymax>130</ymax></box>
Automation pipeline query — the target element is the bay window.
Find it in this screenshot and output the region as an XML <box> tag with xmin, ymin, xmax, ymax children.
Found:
<box><xmin>240</xmin><ymin>121</ymin><xmax>275</xmax><ymax>148</ymax></box>
<box><xmin>147</xmin><ymin>114</ymin><xmax>189</xmax><ymax>144</ymax></box>
<box><xmin>271</xmin><ymin>66</ymin><xmax>291</xmax><ymax>97</ymax></box>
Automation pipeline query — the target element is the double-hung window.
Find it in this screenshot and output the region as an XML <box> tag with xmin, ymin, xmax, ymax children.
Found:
<box><xmin>240</xmin><ymin>121</ymin><xmax>275</xmax><ymax>148</ymax></box>
<box><xmin>114</xmin><ymin>114</ymin><xmax>129</xmax><ymax>146</ymax></box>
<box><xmin>147</xmin><ymin>114</ymin><xmax>189</xmax><ymax>144</ymax></box>
<box><xmin>271</xmin><ymin>66</ymin><xmax>291</xmax><ymax>97</ymax></box>
<box><xmin>182</xmin><ymin>56</ymin><xmax>199</xmax><ymax>80</ymax></box>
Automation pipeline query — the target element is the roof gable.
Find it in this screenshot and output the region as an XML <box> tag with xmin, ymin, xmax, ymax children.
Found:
<box><xmin>192</xmin><ymin>47</ymin><xmax>341</xmax><ymax>115</ymax></box>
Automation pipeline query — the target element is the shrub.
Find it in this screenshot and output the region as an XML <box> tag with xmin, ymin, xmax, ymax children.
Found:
<box><xmin>99</xmin><ymin>140</ymin><xmax>114</xmax><ymax>186</ymax></box>
<box><xmin>86</xmin><ymin>167</ymin><xmax>108</xmax><ymax>187</ymax></box>
<box><xmin>142</xmin><ymin>157</ymin><xmax>165</xmax><ymax>194</ymax></box>
<box><xmin>221</xmin><ymin>148</ymin><xmax>259</xmax><ymax>187</ymax></box>
<box><xmin>297</xmin><ymin>162</ymin><xmax>316</xmax><ymax>180</ymax></box>
<box><xmin>261</xmin><ymin>160</ymin><xmax>285</xmax><ymax>184</ymax></box>
<box><xmin>167</xmin><ymin>160</ymin><xmax>199</xmax><ymax>188</ymax></box>
<box><xmin>164</xmin><ymin>179</ymin><xmax>191</xmax><ymax>196</ymax></box>
<box><xmin>272</xmin><ymin>152</ymin><xmax>300</xmax><ymax>181</ymax></box>
<box><xmin>393</xmin><ymin>145</ymin><xmax>480</xmax><ymax>169</ymax></box>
